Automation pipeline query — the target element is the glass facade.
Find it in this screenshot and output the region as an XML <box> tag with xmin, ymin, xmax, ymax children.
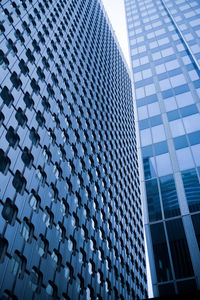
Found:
<box><xmin>124</xmin><ymin>0</ymin><xmax>200</xmax><ymax>296</ymax></box>
<box><xmin>0</xmin><ymin>0</ymin><xmax>147</xmax><ymax>299</ymax></box>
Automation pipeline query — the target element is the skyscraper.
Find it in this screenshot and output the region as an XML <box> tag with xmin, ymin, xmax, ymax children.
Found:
<box><xmin>0</xmin><ymin>0</ymin><xmax>147</xmax><ymax>299</ymax></box>
<box><xmin>124</xmin><ymin>0</ymin><xmax>200</xmax><ymax>297</ymax></box>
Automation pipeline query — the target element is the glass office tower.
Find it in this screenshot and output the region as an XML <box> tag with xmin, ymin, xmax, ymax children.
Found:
<box><xmin>124</xmin><ymin>0</ymin><xmax>200</xmax><ymax>297</ymax></box>
<box><xmin>0</xmin><ymin>0</ymin><xmax>147</xmax><ymax>299</ymax></box>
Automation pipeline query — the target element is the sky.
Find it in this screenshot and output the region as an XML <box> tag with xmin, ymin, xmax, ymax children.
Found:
<box><xmin>101</xmin><ymin>0</ymin><xmax>153</xmax><ymax>297</ymax></box>
<box><xmin>101</xmin><ymin>0</ymin><xmax>131</xmax><ymax>68</ymax></box>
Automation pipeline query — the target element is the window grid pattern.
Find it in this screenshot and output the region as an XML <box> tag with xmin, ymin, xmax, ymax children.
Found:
<box><xmin>125</xmin><ymin>0</ymin><xmax>200</xmax><ymax>296</ymax></box>
<box><xmin>0</xmin><ymin>0</ymin><xmax>147</xmax><ymax>299</ymax></box>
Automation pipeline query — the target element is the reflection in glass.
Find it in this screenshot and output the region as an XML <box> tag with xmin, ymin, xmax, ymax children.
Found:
<box><xmin>166</xmin><ymin>219</ymin><xmax>194</xmax><ymax>279</ymax></box>
<box><xmin>143</xmin><ymin>157</ymin><xmax>156</xmax><ymax>180</ymax></box>
<box><xmin>176</xmin><ymin>148</ymin><xmax>195</xmax><ymax>171</ymax></box>
<box><xmin>156</xmin><ymin>153</ymin><xmax>173</xmax><ymax>176</ymax></box>
<box><xmin>150</xmin><ymin>223</ymin><xmax>172</xmax><ymax>282</ymax></box>
<box><xmin>159</xmin><ymin>175</ymin><xmax>180</xmax><ymax>218</ymax></box>
<box><xmin>191</xmin><ymin>214</ymin><xmax>200</xmax><ymax>251</ymax></box>
<box><xmin>145</xmin><ymin>179</ymin><xmax>162</xmax><ymax>221</ymax></box>
<box><xmin>182</xmin><ymin>168</ymin><xmax>200</xmax><ymax>212</ymax></box>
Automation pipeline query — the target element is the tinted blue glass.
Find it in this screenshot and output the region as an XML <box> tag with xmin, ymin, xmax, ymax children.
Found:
<box><xmin>142</xmin><ymin>145</ymin><xmax>153</xmax><ymax>158</ymax></box>
<box><xmin>150</xmin><ymin>223</ymin><xmax>172</xmax><ymax>282</ymax></box>
<box><xmin>162</xmin><ymin>89</ymin><xmax>173</xmax><ymax>99</ymax></box>
<box><xmin>168</xmin><ymin>68</ymin><xmax>182</xmax><ymax>77</ymax></box>
<box><xmin>182</xmin><ymin>168</ymin><xmax>200</xmax><ymax>212</ymax></box>
<box><xmin>139</xmin><ymin>119</ymin><xmax>149</xmax><ymax>130</ymax></box>
<box><xmin>174</xmin><ymin>84</ymin><xmax>189</xmax><ymax>95</ymax></box>
<box><xmin>154</xmin><ymin>141</ymin><xmax>168</xmax><ymax>155</ymax></box>
<box><xmin>143</xmin><ymin>157</ymin><xmax>157</xmax><ymax>179</ymax></box>
<box><xmin>193</xmin><ymin>79</ymin><xmax>200</xmax><ymax>88</ymax></box>
<box><xmin>180</xmin><ymin>104</ymin><xmax>198</xmax><ymax>117</ymax></box>
<box><xmin>173</xmin><ymin>135</ymin><xmax>188</xmax><ymax>150</ymax></box>
<box><xmin>150</xmin><ymin>115</ymin><xmax>162</xmax><ymax>127</ymax></box>
<box><xmin>166</xmin><ymin>219</ymin><xmax>194</xmax><ymax>279</ymax></box>
<box><xmin>159</xmin><ymin>175</ymin><xmax>180</xmax><ymax>218</ymax></box>
<box><xmin>147</xmin><ymin>94</ymin><xmax>158</xmax><ymax>104</ymax></box>
<box><xmin>188</xmin><ymin>131</ymin><xmax>200</xmax><ymax>146</ymax></box>
<box><xmin>191</xmin><ymin>214</ymin><xmax>200</xmax><ymax>251</ymax></box>
<box><xmin>145</xmin><ymin>179</ymin><xmax>162</xmax><ymax>221</ymax></box>
<box><xmin>167</xmin><ymin>110</ymin><xmax>179</xmax><ymax>121</ymax></box>
<box><xmin>137</xmin><ymin>97</ymin><xmax>147</xmax><ymax>107</ymax></box>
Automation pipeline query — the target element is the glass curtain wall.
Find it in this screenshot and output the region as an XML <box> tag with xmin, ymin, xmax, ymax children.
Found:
<box><xmin>124</xmin><ymin>0</ymin><xmax>200</xmax><ymax>296</ymax></box>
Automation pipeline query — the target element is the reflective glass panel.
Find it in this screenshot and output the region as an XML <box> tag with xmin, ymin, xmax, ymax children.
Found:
<box><xmin>173</xmin><ymin>135</ymin><xmax>188</xmax><ymax>150</ymax></box>
<box><xmin>145</xmin><ymin>179</ymin><xmax>162</xmax><ymax>221</ymax></box>
<box><xmin>143</xmin><ymin>157</ymin><xmax>157</xmax><ymax>180</ymax></box>
<box><xmin>150</xmin><ymin>222</ymin><xmax>172</xmax><ymax>282</ymax></box>
<box><xmin>159</xmin><ymin>175</ymin><xmax>180</xmax><ymax>218</ymax></box>
<box><xmin>182</xmin><ymin>168</ymin><xmax>200</xmax><ymax>212</ymax></box>
<box><xmin>191</xmin><ymin>213</ymin><xmax>200</xmax><ymax>251</ymax></box>
<box><xmin>166</xmin><ymin>218</ymin><xmax>194</xmax><ymax>279</ymax></box>
<box><xmin>156</xmin><ymin>153</ymin><xmax>173</xmax><ymax>176</ymax></box>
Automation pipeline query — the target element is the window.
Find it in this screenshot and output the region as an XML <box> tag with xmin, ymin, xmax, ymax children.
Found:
<box><xmin>150</xmin><ymin>222</ymin><xmax>172</xmax><ymax>281</ymax></box>
<box><xmin>192</xmin><ymin>214</ymin><xmax>200</xmax><ymax>250</ymax></box>
<box><xmin>148</xmin><ymin>102</ymin><xmax>160</xmax><ymax>117</ymax></box>
<box><xmin>156</xmin><ymin>153</ymin><xmax>173</xmax><ymax>176</ymax></box>
<box><xmin>146</xmin><ymin>179</ymin><xmax>162</xmax><ymax>221</ymax></box>
<box><xmin>166</xmin><ymin>218</ymin><xmax>194</xmax><ymax>278</ymax></box>
<box><xmin>159</xmin><ymin>175</ymin><xmax>180</xmax><ymax>218</ymax></box>
<box><xmin>164</xmin><ymin>96</ymin><xmax>178</xmax><ymax>112</ymax></box>
<box><xmin>140</xmin><ymin>128</ymin><xmax>152</xmax><ymax>147</ymax></box>
<box><xmin>138</xmin><ymin>106</ymin><xmax>148</xmax><ymax>120</ymax></box>
<box><xmin>183</xmin><ymin>114</ymin><xmax>200</xmax><ymax>133</ymax></box>
<box><xmin>159</xmin><ymin>78</ymin><xmax>171</xmax><ymax>90</ymax></box>
<box><xmin>145</xmin><ymin>84</ymin><xmax>155</xmax><ymax>96</ymax></box>
<box><xmin>170</xmin><ymin>74</ymin><xmax>186</xmax><ymax>88</ymax></box>
<box><xmin>170</xmin><ymin>119</ymin><xmax>185</xmax><ymax>138</ymax></box>
<box><xmin>175</xmin><ymin>92</ymin><xmax>194</xmax><ymax>108</ymax></box>
<box><xmin>176</xmin><ymin>148</ymin><xmax>195</xmax><ymax>171</ymax></box>
<box><xmin>151</xmin><ymin>124</ymin><xmax>166</xmax><ymax>143</ymax></box>
<box><xmin>174</xmin><ymin>135</ymin><xmax>188</xmax><ymax>150</ymax></box>
<box><xmin>165</xmin><ymin>60</ymin><xmax>180</xmax><ymax>71</ymax></box>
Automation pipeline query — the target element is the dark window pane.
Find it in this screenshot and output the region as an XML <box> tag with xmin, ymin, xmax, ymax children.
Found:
<box><xmin>150</xmin><ymin>223</ymin><xmax>172</xmax><ymax>282</ymax></box>
<box><xmin>177</xmin><ymin>279</ymin><xmax>197</xmax><ymax>293</ymax></box>
<box><xmin>159</xmin><ymin>175</ymin><xmax>180</xmax><ymax>218</ymax></box>
<box><xmin>145</xmin><ymin>179</ymin><xmax>162</xmax><ymax>221</ymax></box>
<box><xmin>166</xmin><ymin>218</ymin><xmax>194</xmax><ymax>279</ymax></box>
<box><xmin>158</xmin><ymin>283</ymin><xmax>175</xmax><ymax>297</ymax></box>
<box><xmin>191</xmin><ymin>214</ymin><xmax>200</xmax><ymax>251</ymax></box>
<box><xmin>182</xmin><ymin>168</ymin><xmax>200</xmax><ymax>212</ymax></box>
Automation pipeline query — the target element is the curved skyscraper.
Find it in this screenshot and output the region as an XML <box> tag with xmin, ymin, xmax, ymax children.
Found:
<box><xmin>0</xmin><ymin>0</ymin><xmax>147</xmax><ymax>299</ymax></box>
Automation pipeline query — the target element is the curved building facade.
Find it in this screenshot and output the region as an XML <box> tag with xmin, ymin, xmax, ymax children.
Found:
<box><xmin>0</xmin><ymin>0</ymin><xmax>147</xmax><ymax>299</ymax></box>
